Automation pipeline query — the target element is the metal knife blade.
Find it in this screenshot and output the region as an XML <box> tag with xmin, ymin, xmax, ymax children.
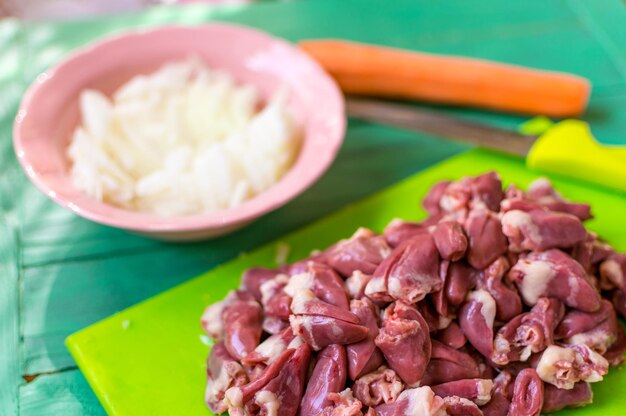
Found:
<box><xmin>346</xmin><ymin>97</ymin><xmax>537</xmax><ymax>156</ymax></box>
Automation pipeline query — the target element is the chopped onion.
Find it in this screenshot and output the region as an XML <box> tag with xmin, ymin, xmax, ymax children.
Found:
<box><xmin>68</xmin><ymin>57</ymin><xmax>299</xmax><ymax>216</ymax></box>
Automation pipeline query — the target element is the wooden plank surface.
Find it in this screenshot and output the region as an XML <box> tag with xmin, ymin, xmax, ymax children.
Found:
<box><xmin>0</xmin><ymin>220</ymin><xmax>20</xmax><ymax>416</ymax></box>
<box><xmin>1</xmin><ymin>0</ymin><xmax>626</xmax><ymax>414</ymax></box>
<box><xmin>0</xmin><ymin>18</ymin><xmax>23</xmax><ymax>416</ymax></box>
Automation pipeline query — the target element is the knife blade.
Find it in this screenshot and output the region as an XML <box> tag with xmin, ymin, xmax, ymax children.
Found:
<box><xmin>346</xmin><ymin>96</ymin><xmax>626</xmax><ymax>195</ymax></box>
<box><xmin>346</xmin><ymin>97</ymin><xmax>537</xmax><ymax>156</ymax></box>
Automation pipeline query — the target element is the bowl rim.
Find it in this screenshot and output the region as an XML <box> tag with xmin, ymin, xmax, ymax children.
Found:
<box><xmin>13</xmin><ymin>23</ymin><xmax>346</xmax><ymax>233</ymax></box>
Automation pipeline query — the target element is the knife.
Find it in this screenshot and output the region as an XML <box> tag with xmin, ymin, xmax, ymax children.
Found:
<box><xmin>346</xmin><ymin>97</ymin><xmax>626</xmax><ymax>195</ymax></box>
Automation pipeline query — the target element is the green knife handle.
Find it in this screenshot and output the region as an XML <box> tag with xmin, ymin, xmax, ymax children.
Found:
<box><xmin>527</xmin><ymin>120</ymin><xmax>626</xmax><ymax>194</ymax></box>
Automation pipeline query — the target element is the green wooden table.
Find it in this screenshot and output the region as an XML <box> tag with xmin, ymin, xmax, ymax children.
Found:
<box><xmin>2</xmin><ymin>1</ymin><xmax>626</xmax><ymax>414</ymax></box>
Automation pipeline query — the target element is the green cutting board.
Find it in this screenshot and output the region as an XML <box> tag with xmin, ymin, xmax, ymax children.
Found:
<box><xmin>66</xmin><ymin>149</ymin><xmax>626</xmax><ymax>416</ymax></box>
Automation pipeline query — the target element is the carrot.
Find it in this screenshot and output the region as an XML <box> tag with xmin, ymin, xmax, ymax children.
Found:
<box><xmin>299</xmin><ymin>39</ymin><xmax>591</xmax><ymax>117</ymax></box>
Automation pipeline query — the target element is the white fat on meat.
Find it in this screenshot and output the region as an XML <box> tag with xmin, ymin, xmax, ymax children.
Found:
<box><xmin>501</xmin><ymin>210</ymin><xmax>542</xmax><ymax>247</ymax></box>
<box><xmin>600</xmin><ymin>259</ymin><xmax>624</xmax><ymax>289</ymax></box>
<box><xmin>253</xmin><ymin>334</ymin><xmax>288</xmax><ymax>364</ymax></box>
<box><xmin>379</xmin><ymin>244</ymin><xmax>393</xmax><ymax>259</ymax></box>
<box><xmin>536</xmin><ymin>345</ymin><xmax>608</xmax><ymax>389</ymax></box>
<box><xmin>401</xmin><ymin>386</ymin><xmax>447</xmax><ymax>416</ymax></box>
<box><xmin>384</xmin><ymin>376</ymin><xmax>405</xmax><ymax>404</ymax></box>
<box><xmin>387</xmin><ymin>274</ymin><xmax>434</xmax><ymax>303</ymax></box>
<box><xmin>386</xmin><ymin>218</ymin><xmax>405</xmax><ymax>228</ymax></box>
<box><xmin>290</xmin><ymin>289</ymin><xmax>317</xmax><ymax>314</ymax></box>
<box><xmin>260</xmin><ymin>274</ymin><xmax>289</xmax><ymax>305</ymax></box>
<box><xmin>283</xmin><ymin>272</ymin><xmax>314</xmax><ymax>298</ymax></box>
<box><xmin>466</xmin><ymin>290</ymin><xmax>496</xmax><ymax>329</ymax></box>
<box><xmin>476</xmin><ymin>379</ymin><xmax>494</xmax><ymax>406</ymax></box>
<box><xmin>336</xmin><ymin>388</ymin><xmax>357</xmax><ymax>401</ymax></box>
<box><xmin>289</xmin><ymin>315</ymin><xmax>320</xmax><ymax>350</ymax></box>
<box><xmin>528</xmin><ymin>178</ymin><xmax>559</xmax><ymax>199</ymax></box>
<box><xmin>255</xmin><ymin>390</ymin><xmax>280</xmax><ymax>416</ymax></box>
<box><xmin>330</xmin><ymin>388</ymin><xmax>363</xmax><ymax>411</ymax></box>
<box><xmin>493</xmin><ymin>336</ymin><xmax>512</xmax><ymax>363</ymax></box>
<box><xmin>201</xmin><ymin>303</ymin><xmax>225</xmax><ymax>340</ymax></box>
<box><xmin>352</xmin><ymin>227</ymin><xmax>376</xmax><ymax>240</ymax></box>
<box><xmin>440</xmin><ymin>194</ymin><xmax>462</xmax><ymax>213</ymax></box>
<box><xmin>356</xmin><ymin>366</ymin><xmax>404</xmax><ymax>404</ymax></box>
<box><xmin>201</xmin><ymin>291</ymin><xmax>238</xmax><ymax>340</ymax></box>
<box><xmin>567</xmin><ymin>275</ymin><xmax>581</xmax><ymax>308</ymax></box>
<box><xmin>364</xmin><ymin>275</ymin><xmax>387</xmax><ymax>297</ymax></box>
<box><xmin>515</xmin><ymin>259</ymin><xmax>554</xmax><ymax>305</ymax></box>
<box><xmin>437</xmin><ymin>315</ymin><xmax>452</xmax><ymax>330</ymax></box>
<box><xmin>571</xmin><ymin>345</ymin><xmax>609</xmax><ymax>383</ymax></box>
<box><xmin>387</xmin><ymin>278</ymin><xmax>402</xmax><ymax>298</ymax></box>
<box><xmin>287</xmin><ymin>335</ymin><xmax>304</xmax><ymax>350</ymax></box>
<box><xmin>536</xmin><ymin>345</ymin><xmax>577</xmax><ymax>389</ymax></box>
<box><xmin>443</xmin><ymin>396</ymin><xmax>479</xmax><ymax>411</ymax></box>
<box><xmin>345</xmin><ymin>271</ymin><xmax>370</xmax><ymax>299</ymax></box>
<box><xmin>224</xmin><ymin>385</ymin><xmax>244</xmax><ymax>409</ymax></box>
<box><xmin>501</xmin><ymin>210</ymin><xmax>532</xmax><ymax>229</ymax></box>
<box><xmin>205</xmin><ymin>364</ymin><xmax>232</xmax><ymax>405</ymax></box>
<box><xmin>348</xmin><ymin>227</ymin><xmax>393</xmax><ymax>259</ymax></box>
<box><xmin>519</xmin><ymin>343</ymin><xmax>534</xmax><ymax>362</ymax></box>
<box><xmin>529</xmin><ymin>177</ymin><xmax>552</xmax><ymax>190</ymax></box>
<box><xmin>567</xmin><ymin>328</ymin><xmax>615</xmax><ymax>355</ymax></box>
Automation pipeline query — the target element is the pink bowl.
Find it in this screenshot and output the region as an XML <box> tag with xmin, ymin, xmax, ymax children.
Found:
<box><xmin>13</xmin><ymin>24</ymin><xmax>345</xmax><ymax>241</ymax></box>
